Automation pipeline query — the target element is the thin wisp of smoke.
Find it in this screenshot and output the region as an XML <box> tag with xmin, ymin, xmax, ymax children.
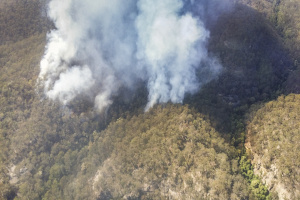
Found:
<box><xmin>39</xmin><ymin>0</ymin><xmax>231</xmax><ymax>112</ymax></box>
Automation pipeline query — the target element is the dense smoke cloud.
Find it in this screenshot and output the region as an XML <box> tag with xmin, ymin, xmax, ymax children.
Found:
<box><xmin>39</xmin><ymin>0</ymin><xmax>231</xmax><ymax>112</ymax></box>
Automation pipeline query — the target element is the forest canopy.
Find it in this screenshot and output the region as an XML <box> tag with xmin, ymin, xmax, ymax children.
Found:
<box><xmin>0</xmin><ymin>0</ymin><xmax>300</xmax><ymax>200</ymax></box>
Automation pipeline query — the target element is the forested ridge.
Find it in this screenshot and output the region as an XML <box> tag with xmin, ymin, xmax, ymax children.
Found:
<box><xmin>0</xmin><ymin>0</ymin><xmax>299</xmax><ymax>199</ymax></box>
<box><xmin>246</xmin><ymin>94</ymin><xmax>300</xmax><ymax>199</ymax></box>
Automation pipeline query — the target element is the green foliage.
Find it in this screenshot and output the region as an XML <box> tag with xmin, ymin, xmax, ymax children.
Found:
<box><xmin>240</xmin><ymin>156</ymin><xmax>270</xmax><ymax>200</ymax></box>
<box><xmin>240</xmin><ymin>156</ymin><xmax>254</xmax><ymax>180</ymax></box>
<box><xmin>250</xmin><ymin>179</ymin><xmax>270</xmax><ymax>200</ymax></box>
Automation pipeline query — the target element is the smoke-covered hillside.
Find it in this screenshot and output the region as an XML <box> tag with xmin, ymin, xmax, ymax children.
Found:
<box><xmin>38</xmin><ymin>0</ymin><xmax>232</xmax><ymax>112</ymax></box>
<box><xmin>0</xmin><ymin>0</ymin><xmax>299</xmax><ymax>199</ymax></box>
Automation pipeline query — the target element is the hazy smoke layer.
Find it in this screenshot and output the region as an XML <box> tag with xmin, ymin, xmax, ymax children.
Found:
<box><xmin>39</xmin><ymin>0</ymin><xmax>229</xmax><ymax>111</ymax></box>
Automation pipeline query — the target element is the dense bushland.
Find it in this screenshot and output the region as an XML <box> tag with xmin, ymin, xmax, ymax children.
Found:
<box><xmin>0</xmin><ymin>0</ymin><xmax>299</xmax><ymax>199</ymax></box>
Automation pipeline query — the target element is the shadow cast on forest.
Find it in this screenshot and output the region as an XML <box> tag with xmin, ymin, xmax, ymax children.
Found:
<box><xmin>184</xmin><ymin>3</ymin><xmax>294</xmax><ymax>140</ymax></box>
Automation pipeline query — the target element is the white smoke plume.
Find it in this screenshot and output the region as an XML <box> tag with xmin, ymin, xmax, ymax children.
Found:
<box><xmin>39</xmin><ymin>0</ymin><xmax>230</xmax><ymax>112</ymax></box>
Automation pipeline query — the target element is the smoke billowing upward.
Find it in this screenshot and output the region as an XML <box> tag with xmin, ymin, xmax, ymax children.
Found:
<box><xmin>39</xmin><ymin>0</ymin><xmax>231</xmax><ymax>112</ymax></box>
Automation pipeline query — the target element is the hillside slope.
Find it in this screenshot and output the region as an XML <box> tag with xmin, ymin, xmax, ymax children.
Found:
<box><xmin>0</xmin><ymin>0</ymin><xmax>299</xmax><ymax>200</ymax></box>
<box><xmin>238</xmin><ymin>0</ymin><xmax>300</xmax><ymax>93</ymax></box>
<box><xmin>246</xmin><ymin>94</ymin><xmax>300</xmax><ymax>199</ymax></box>
<box><xmin>67</xmin><ymin>105</ymin><xmax>249</xmax><ymax>199</ymax></box>
<box><xmin>0</xmin><ymin>33</ymin><xmax>47</xmax><ymax>200</ymax></box>
<box><xmin>8</xmin><ymin>105</ymin><xmax>250</xmax><ymax>200</ymax></box>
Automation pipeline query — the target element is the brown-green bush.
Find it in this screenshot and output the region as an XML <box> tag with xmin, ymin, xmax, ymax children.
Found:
<box><xmin>247</xmin><ymin>94</ymin><xmax>300</xmax><ymax>199</ymax></box>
